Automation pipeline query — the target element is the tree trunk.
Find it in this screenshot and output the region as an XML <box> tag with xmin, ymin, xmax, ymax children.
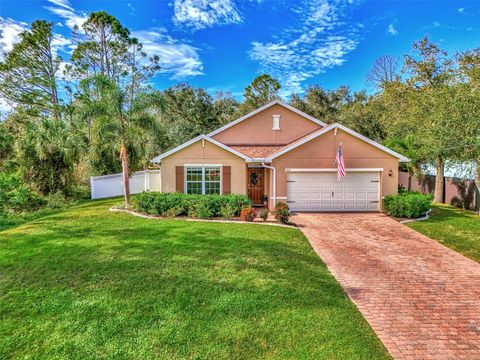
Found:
<box><xmin>120</xmin><ymin>142</ymin><xmax>130</xmax><ymax>207</ymax></box>
<box><xmin>475</xmin><ymin>159</ymin><xmax>480</xmax><ymax>214</ymax></box>
<box><xmin>434</xmin><ymin>157</ymin><xmax>444</xmax><ymax>203</ymax></box>
<box><xmin>408</xmin><ymin>174</ymin><xmax>412</xmax><ymax>192</ymax></box>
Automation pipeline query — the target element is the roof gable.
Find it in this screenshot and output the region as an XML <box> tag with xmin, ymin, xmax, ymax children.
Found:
<box><xmin>266</xmin><ymin>123</ymin><xmax>409</xmax><ymax>162</ymax></box>
<box><xmin>150</xmin><ymin>135</ymin><xmax>251</xmax><ymax>163</ymax></box>
<box><xmin>207</xmin><ymin>100</ymin><xmax>327</xmax><ymax>137</ymax></box>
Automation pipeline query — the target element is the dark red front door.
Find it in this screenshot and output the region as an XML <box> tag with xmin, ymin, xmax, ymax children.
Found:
<box><xmin>247</xmin><ymin>168</ymin><xmax>264</xmax><ymax>206</ymax></box>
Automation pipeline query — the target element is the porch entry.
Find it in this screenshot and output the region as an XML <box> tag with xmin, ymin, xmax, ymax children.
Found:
<box><xmin>247</xmin><ymin>167</ymin><xmax>265</xmax><ymax>206</ymax></box>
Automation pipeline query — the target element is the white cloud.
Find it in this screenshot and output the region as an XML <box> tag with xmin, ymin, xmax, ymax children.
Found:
<box><xmin>173</xmin><ymin>0</ymin><xmax>242</xmax><ymax>29</ymax></box>
<box><xmin>45</xmin><ymin>0</ymin><xmax>87</xmax><ymax>30</ymax></box>
<box><xmin>387</xmin><ymin>23</ymin><xmax>398</xmax><ymax>36</ymax></box>
<box><xmin>132</xmin><ymin>28</ymin><xmax>204</xmax><ymax>78</ymax></box>
<box><xmin>249</xmin><ymin>0</ymin><xmax>359</xmax><ymax>95</ymax></box>
<box><xmin>0</xmin><ymin>97</ymin><xmax>12</xmax><ymax>113</ymax></box>
<box><xmin>432</xmin><ymin>21</ymin><xmax>441</xmax><ymax>28</ymax></box>
<box><xmin>0</xmin><ymin>17</ymin><xmax>27</xmax><ymax>61</ymax></box>
<box><xmin>47</xmin><ymin>0</ymin><xmax>75</xmax><ymax>11</ymax></box>
<box><xmin>458</xmin><ymin>7</ymin><xmax>465</xmax><ymax>13</ymax></box>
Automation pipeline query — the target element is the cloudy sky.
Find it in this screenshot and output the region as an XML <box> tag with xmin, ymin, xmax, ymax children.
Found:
<box><xmin>1</xmin><ymin>0</ymin><xmax>480</xmax><ymax>100</ymax></box>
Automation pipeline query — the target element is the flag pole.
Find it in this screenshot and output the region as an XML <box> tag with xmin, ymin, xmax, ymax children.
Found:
<box><xmin>333</xmin><ymin>127</ymin><xmax>337</xmax><ymax>164</ymax></box>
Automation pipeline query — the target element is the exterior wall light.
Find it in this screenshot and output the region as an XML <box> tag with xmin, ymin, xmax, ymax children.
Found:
<box><xmin>389</xmin><ymin>170</ymin><xmax>393</xmax><ymax>177</ymax></box>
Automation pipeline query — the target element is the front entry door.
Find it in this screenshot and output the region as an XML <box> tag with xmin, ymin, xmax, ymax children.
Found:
<box><xmin>247</xmin><ymin>168</ymin><xmax>264</xmax><ymax>206</ymax></box>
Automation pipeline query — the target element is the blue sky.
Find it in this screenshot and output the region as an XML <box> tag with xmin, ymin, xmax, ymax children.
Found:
<box><xmin>1</xmin><ymin>0</ymin><xmax>480</xmax><ymax>102</ymax></box>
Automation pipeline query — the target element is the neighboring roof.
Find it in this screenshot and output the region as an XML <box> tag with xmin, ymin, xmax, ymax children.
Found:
<box><xmin>265</xmin><ymin>123</ymin><xmax>410</xmax><ymax>162</ymax></box>
<box><xmin>207</xmin><ymin>100</ymin><xmax>327</xmax><ymax>137</ymax></box>
<box><xmin>150</xmin><ymin>135</ymin><xmax>251</xmax><ymax>163</ymax></box>
<box><xmin>229</xmin><ymin>145</ymin><xmax>285</xmax><ymax>158</ymax></box>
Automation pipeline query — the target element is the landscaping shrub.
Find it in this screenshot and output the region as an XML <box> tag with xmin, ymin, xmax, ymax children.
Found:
<box><xmin>240</xmin><ymin>207</ymin><xmax>257</xmax><ymax>222</ymax></box>
<box><xmin>191</xmin><ymin>196</ymin><xmax>214</xmax><ymax>219</ymax></box>
<box><xmin>220</xmin><ymin>203</ymin><xmax>235</xmax><ymax>220</ymax></box>
<box><xmin>133</xmin><ymin>192</ymin><xmax>252</xmax><ymax>218</ymax></box>
<box><xmin>384</xmin><ymin>191</ymin><xmax>432</xmax><ymax>218</ymax></box>
<box><xmin>0</xmin><ymin>172</ymin><xmax>46</xmax><ymax>213</ymax></box>
<box><xmin>275</xmin><ymin>202</ymin><xmax>290</xmax><ymax>224</ymax></box>
<box><xmin>260</xmin><ymin>209</ymin><xmax>269</xmax><ymax>221</ymax></box>
<box><xmin>223</xmin><ymin>194</ymin><xmax>253</xmax><ymax>216</ymax></box>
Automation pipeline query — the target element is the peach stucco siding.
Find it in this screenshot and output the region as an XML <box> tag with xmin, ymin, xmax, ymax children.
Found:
<box><xmin>160</xmin><ymin>140</ymin><xmax>246</xmax><ymax>194</ymax></box>
<box><xmin>270</xmin><ymin>129</ymin><xmax>399</xmax><ymax>206</ymax></box>
<box><xmin>212</xmin><ymin>104</ymin><xmax>322</xmax><ymax>145</ymax></box>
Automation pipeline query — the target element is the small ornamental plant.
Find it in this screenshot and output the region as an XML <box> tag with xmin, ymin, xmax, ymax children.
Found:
<box><xmin>240</xmin><ymin>207</ymin><xmax>257</xmax><ymax>222</ymax></box>
<box><xmin>260</xmin><ymin>208</ymin><xmax>269</xmax><ymax>222</ymax></box>
<box><xmin>274</xmin><ymin>202</ymin><xmax>290</xmax><ymax>224</ymax></box>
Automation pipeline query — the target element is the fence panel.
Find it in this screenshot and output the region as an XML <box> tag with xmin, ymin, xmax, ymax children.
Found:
<box><xmin>398</xmin><ymin>171</ymin><xmax>478</xmax><ymax>211</ymax></box>
<box><xmin>90</xmin><ymin>170</ymin><xmax>161</xmax><ymax>199</ymax></box>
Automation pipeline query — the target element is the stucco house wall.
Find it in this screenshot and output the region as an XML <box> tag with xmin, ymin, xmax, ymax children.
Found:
<box><xmin>271</xmin><ymin>129</ymin><xmax>399</xmax><ymax>200</ymax></box>
<box><xmin>212</xmin><ymin>104</ymin><xmax>321</xmax><ymax>145</ymax></box>
<box><xmin>160</xmin><ymin>140</ymin><xmax>246</xmax><ymax>194</ymax></box>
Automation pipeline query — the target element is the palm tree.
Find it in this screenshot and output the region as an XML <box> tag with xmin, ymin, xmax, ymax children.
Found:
<box><xmin>17</xmin><ymin>117</ymin><xmax>85</xmax><ymax>194</ymax></box>
<box><xmin>79</xmin><ymin>75</ymin><xmax>163</xmax><ymax>207</ymax></box>
<box><xmin>386</xmin><ymin>135</ymin><xmax>422</xmax><ymax>191</ymax></box>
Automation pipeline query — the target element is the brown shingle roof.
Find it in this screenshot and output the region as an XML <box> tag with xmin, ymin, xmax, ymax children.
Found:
<box><xmin>224</xmin><ymin>128</ymin><xmax>326</xmax><ymax>159</ymax></box>
<box><xmin>228</xmin><ymin>145</ymin><xmax>285</xmax><ymax>158</ymax></box>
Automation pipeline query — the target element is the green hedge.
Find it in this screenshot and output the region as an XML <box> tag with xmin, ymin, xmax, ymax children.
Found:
<box><xmin>133</xmin><ymin>192</ymin><xmax>252</xmax><ymax>219</ymax></box>
<box><xmin>383</xmin><ymin>191</ymin><xmax>432</xmax><ymax>218</ymax></box>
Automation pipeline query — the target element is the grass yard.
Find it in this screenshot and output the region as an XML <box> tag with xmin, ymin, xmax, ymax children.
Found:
<box><xmin>408</xmin><ymin>204</ymin><xmax>480</xmax><ymax>263</ymax></box>
<box><xmin>0</xmin><ymin>199</ymin><xmax>389</xmax><ymax>359</ymax></box>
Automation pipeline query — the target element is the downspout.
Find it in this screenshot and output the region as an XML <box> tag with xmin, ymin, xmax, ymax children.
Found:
<box><xmin>262</xmin><ymin>162</ymin><xmax>276</xmax><ymax>208</ymax></box>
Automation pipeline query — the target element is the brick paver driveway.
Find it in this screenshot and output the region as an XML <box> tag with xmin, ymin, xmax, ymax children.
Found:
<box><xmin>293</xmin><ymin>212</ymin><xmax>480</xmax><ymax>360</ymax></box>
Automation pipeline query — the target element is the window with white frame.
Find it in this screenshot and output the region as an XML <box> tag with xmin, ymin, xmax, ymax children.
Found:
<box><xmin>186</xmin><ymin>166</ymin><xmax>221</xmax><ymax>194</ymax></box>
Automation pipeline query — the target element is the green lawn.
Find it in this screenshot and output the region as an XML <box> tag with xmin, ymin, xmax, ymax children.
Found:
<box><xmin>0</xmin><ymin>200</ymin><xmax>389</xmax><ymax>359</ymax></box>
<box><xmin>408</xmin><ymin>204</ymin><xmax>480</xmax><ymax>263</ymax></box>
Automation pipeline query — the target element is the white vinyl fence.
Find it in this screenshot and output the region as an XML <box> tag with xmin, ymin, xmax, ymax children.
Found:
<box><xmin>90</xmin><ymin>170</ymin><xmax>161</xmax><ymax>199</ymax></box>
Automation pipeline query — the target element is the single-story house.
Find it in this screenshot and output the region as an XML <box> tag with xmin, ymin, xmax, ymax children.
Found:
<box><xmin>151</xmin><ymin>100</ymin><xmax>408</xmax><ymax>211</ymax></box>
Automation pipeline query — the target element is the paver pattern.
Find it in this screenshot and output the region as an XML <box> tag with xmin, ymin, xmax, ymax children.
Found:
<box><xmin>293</xmin><ymin>212</ymin><xmax>480</xmax><ymax>360</ymax></box>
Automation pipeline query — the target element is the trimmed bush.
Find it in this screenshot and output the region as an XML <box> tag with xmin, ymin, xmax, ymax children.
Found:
<box><xmin>220</xmin><ymin>203</ymin><xmax>235</xmax><ymax>220</ymax></box>
<box><xmin>275</xmin><ymin>202</ymin><xmax>290</xmax><ymax>224</ymax></box>
<box><xmin>133</xmin><ymin>192</ymin><xmax>252</xmax><ymax>219</ymax></box>
<box><xmin>383</xmin><ymin>191</ymin><xmax>432</xmax><ymax>218</ymax></box>
<box><xmin>240</xmin><ymin>207</ymin><xmax>257</xmax><ymax>222</ymax></box>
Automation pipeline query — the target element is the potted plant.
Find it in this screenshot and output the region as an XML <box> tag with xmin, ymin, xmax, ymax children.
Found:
<box><xmin>262</xmin><ymin>195</ymin><xmax>269</xmax><ymax>207</ymax></box>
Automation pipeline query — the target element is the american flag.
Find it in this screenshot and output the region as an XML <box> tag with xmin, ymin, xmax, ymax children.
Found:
<box><xmin>335</xmin><ymin>143</ymin><xmax>346</xmax><ymax>180</ymax></box>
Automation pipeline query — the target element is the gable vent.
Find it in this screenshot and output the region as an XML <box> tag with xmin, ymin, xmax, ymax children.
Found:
<box><xmin>272</xmin><ymin>114</ymin><xmax>280</xmax><ymax>130</ymax></box>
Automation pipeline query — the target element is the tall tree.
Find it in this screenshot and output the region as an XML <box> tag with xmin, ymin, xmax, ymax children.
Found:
<box><xmin>290</xmin><ymin>85</ymin><xmax>350</xmax><ymax>122</ymax></box>
<box><xmin>239</xmin><ymin>74</ymin><xmax>281</xmax><ymax>114</ymax></box>
<box><xmin>366</xmin><ymin>55</ymin><xmax>400</xmax><ymax>89</ymax></box>
<box><xmin>401</xmin><ymin>36</ymin><xmax>456</xmax><ymax>203</ymax></box>
<box><xmin>456</xmin><ymin>49</ymin><xmax>480</xmax><ymax>211</ymax></box>
<box><xmin>0</xmin><ymin>20</ymin><xmax>61</xmax><ymax>118</ymax></box>
<box><xmin>79</xmin><ymin>75</ymin><xmax>163</xmax><ymax>206</ymax></box>
<box><xmin>385</xmin><ymin>135</ymin><xmax>422</xmax><ymax>191</ymax></box>
<box><xmin>160</xmin><ymin>83</ymin><xmax>224</xmax><ymax>148</ymax></box>
<box><xmin>213</xmin><ymin>91</ymin><xmax>239</xmax><ymax>125</ymax></box>
<box><xmin>71</xmin><ymin>12</ymin><xmax>131</xmax><ymax>81</ymax></box>
<box><xmin>336</xmin><ymin>91</ymin><xmax>387</xmax><ymax>142</ymax></box>
<box><xmin>71</xmin><ymin>12</ymin><xmax>160</xmax><ymax>142</ymax></box>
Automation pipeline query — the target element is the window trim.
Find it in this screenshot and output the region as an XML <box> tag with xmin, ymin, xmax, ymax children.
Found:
<box><xmin>184</xmin><ymin>165</ymin><xmax>222</xmax><ymax>195</ymax></box>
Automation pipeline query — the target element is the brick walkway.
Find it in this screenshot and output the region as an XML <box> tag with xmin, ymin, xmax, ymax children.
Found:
<box><xmin>293</xmin><ymin>212</ymin><xmax>480</xmax><ymax>360</ymax></box>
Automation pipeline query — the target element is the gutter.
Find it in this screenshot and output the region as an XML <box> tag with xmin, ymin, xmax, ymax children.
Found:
<box><xmin>262</xmin><ymin>162</ymin><xmax>276</xmax><ymax>208</ymax></box>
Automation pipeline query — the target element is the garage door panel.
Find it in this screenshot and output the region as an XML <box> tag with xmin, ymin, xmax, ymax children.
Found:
<box><xmin>367</xmin><ymin>192</ymin><xmax>379</xmax><ymax>200</ymax></box>
<box><xmin>287</xmin><ymin>171</ymin><xmax>380</xmax><ymax>212</ymax></box>
<box><xmin>344</xmin><ymin>192</ymin><xmax>355</xmax><ymax>200</ymax></box>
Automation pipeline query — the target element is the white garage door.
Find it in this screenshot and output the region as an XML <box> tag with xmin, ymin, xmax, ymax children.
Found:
<box><xmin>286</xmin><ymin>171</ymin><xmax>380</xmax><ymax>212</ymax></box>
